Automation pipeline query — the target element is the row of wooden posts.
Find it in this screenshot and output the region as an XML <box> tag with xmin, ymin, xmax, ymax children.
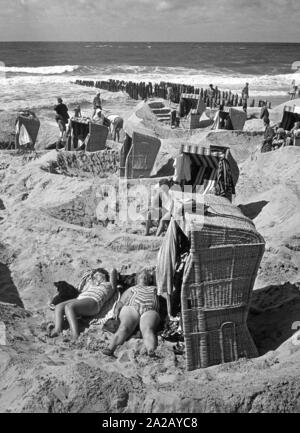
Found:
<box><xmin>74</xmin><ymin>79</ymin><xmax>271</xmax><ymax>109</ymax></box>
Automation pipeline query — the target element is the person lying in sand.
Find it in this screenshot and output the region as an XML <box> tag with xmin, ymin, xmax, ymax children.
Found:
<box><xmin>102</xmin><ymin>270</ymin><xmax>161</xmax><ymax>357</ymax></box>
<box><xmin>50</xmin><ymin>268</ymin><xmax>113</xmax><ymax>340</ymax></box>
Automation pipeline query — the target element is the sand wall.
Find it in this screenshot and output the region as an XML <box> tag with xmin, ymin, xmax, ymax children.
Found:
<box><xmin>46</xmin><ymin>150</ymin><xmax>120</xmax><ymax>178</ymax></box>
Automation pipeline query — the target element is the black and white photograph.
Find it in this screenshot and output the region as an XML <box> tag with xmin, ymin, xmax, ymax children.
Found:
<box><xmin>0</xmin><ymin>0</ymin><xmax>299</xmax><ymax>416</ymax></box>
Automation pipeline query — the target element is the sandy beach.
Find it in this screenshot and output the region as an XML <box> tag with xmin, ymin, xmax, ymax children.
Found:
<box><xmin>1</xmin><ymin>87</ymin><xmax>300</xmax><ymax>412</ymax></box>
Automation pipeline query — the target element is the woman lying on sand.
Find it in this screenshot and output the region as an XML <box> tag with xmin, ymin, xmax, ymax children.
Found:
<box><xmin>50</xmin><ymin>268</ymin><xmax>113</xmax><ymax>340</ymax></box>
<box><xmin>102</xmin><ymin>270</ymin><xmax>161</xmax><ymax>357</ymax></box>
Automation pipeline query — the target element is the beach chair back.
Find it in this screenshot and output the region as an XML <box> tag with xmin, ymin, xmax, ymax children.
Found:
<box><xmin>180</xmin><ymin>196</ymin><xmax>265</xmax><ymax>371</ymax></box>
<box><xmin>86</xmin><ymin>123</ymin><xmax>108</xmax><ymax>152</ymax></box>
<box><xmin>125</xmin><ymin>132</ymin><xmax>161</xmax><ymax>178</ymax></box>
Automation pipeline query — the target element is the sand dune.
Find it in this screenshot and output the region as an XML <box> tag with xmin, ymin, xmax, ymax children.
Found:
<box><xmin>1</xmin><ymin>106</ymin><xmax>300</xmax><ymax>412</ymax></box>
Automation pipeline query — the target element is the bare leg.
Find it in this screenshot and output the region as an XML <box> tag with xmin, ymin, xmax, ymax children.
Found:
<box><xmin>52</xmin><ymin>300</ymin><xmax>73</xmax><ymax>337</ymax></box>
<box><xmin>64</xmin><ymin>298</ymin><xmax>99</xmax><ymax>339</ymax></box>
<box><xmin>104</xmin><ymin>306</ymin><xmax>139</xmax><ymax>355</ymax></box>
<box><xmin>140</xmin><ymin>310</ymin><xmax>161</xmax><ymax>355</ymax></box>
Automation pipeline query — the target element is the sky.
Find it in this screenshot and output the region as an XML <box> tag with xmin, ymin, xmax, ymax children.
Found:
<box><xmin>0</xmin><ymin>0</ymin><xmax>299</xmax><ymax>42</ymax></box>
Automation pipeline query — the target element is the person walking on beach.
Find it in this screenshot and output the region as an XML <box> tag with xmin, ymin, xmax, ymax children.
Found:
<box><xmin>167</xmin><ymin>85</ymin><xmax>174</xmax><ymax>105</ymax></box>
<box><xmin>288</xmin><ymin>80</ymin><xmax>298</xmax><ymax>100</ymax></box>
<box><xmin>93</xmin><ymin>92</ymin><xmax>102</xmax><ymax>117</ymax></box>
<box><xmin>242</xmin><ymin>83</ymin><xmax>249</xmax><ymax>112</ymax></box>
<box><xmin>207</xmin><ymin>84</ymin><xmax>216</xmax><ymax>109</ymax></box>
<box><xmin>54</xmin><ymin>97</ymin><xmax>69</xmax><ymax>143</ymax></box>
<box><xmin>260</xmin><ymin>101</ymin><xmax>269</xmax><ymax>124</ymax></box>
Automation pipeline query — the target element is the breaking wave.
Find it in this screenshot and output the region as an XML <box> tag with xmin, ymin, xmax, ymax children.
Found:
<box><xmin>0</xmin><ymin>65</ymin><xmax>80</xmax><ymax>75</ymax></box>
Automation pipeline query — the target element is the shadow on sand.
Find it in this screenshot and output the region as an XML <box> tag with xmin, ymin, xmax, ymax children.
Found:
<box><xmin>239</xmin><ymin>200</ymin><xmax>269</xmax><ymax>220</ymax></box>
<box><xmin>0</xmin><ymin>263</ymin><xmax>24</xmax><ymax>308</ymax></box>
<box><xmin>248</xmin><ymin>282</ymin><xmax>300</xmax><ymax>355</ymax></box>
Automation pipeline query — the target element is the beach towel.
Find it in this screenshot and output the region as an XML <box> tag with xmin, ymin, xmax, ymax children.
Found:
<box><xmin>16</xmin><ymin>114</ymin><xmax>40</xmax><ymax>147</ymax></box>
<box><xmin>156</xmin><ymin>218</ymin><xmax>178</xmax><ymax>296</ymax></box>
<box><xmin>18</xmin><ymin>124</ymin><xmax>32</xmax><ymax>147</ymax></box>
<box><xmin>173</xmin><ymin>154</ymin><xmax>192</xmax><ymax>183</ymax></box>
<box><xmin>229</xmin><ymin>108</ymin><xmax>246</xmax><ymax>130</ymax></box>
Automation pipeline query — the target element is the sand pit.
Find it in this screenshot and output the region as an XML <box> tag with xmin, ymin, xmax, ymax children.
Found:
<box><xmin>1</xmin><ymin>123</ymin><xmax>300</xmax><ymax>412</ymax></box>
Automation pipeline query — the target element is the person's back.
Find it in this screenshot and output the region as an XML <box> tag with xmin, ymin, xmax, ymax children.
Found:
<box><xmin>264</xmin><ymin>124</ymin><xmax>274</xmax><ymax>140</ymax></box>
<box><xmin>93</xmin><ymin>94</ymin><xmax>102</xmax><ymax>110</ymax></box>
<box><xmin>260</xmin><ymin>104</ymin><xmax>269</xmax><ymax>122</ymax></box>
<box><xmin>54</xmin><ymin>100</ymin><xmax>69</xmax><ymax>124</ymax></box>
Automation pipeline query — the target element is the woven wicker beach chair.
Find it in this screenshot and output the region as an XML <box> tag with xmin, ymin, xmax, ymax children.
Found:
<box><xmin>125</xmin><ymin>131</ymin><xmax>161</xmax><ymax>179</ymax></box>
<box><xmin>181</xmin><ymin>195</ymin><xmax>265</xmax><ymax>371</ymax></box>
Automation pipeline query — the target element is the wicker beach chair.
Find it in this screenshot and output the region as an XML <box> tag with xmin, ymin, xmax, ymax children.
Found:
<box><xmin>181</xmin><ymin>195</ymin><xmax>265</xmax><ymax>371</ymax></box>
<box><xmin>125</xmin><ymin>131</ymin><xmax>161</xmax><ymax>179</ymax></box>
<box><xmin>86</xmin><ymin>123</ymin><xmax>109</xmax><ymax>152</ymax></box>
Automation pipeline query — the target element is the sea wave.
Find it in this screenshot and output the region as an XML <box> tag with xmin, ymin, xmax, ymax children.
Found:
<box><xmin>0</xmin><ymin>62</ymin><xmax>299</xmax><ymax>112</ymax></box>
<box><xmin>0</xmin><ymin>65</ymin><xmax>80</xmax><ymax>75</ymax></box>
<box><xmin>1</xmin><ymin>63</ymin><xmax>299</xmax><ymax>92</ymax></box>
<box><xmin>77</xmin><ymin>64</ymin><xmax>300</xmax><ymax>90</ymax></box>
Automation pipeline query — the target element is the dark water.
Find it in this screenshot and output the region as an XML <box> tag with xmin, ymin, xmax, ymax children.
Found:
<box><xmin>0</xmin><ymin>41</ymin><xmax>299</xmax><ymax>75</ymax></box>
<box><xmin>0</xmin><ymin>42</ymin><xmax>299</xmax><ymax>112</ymax></box>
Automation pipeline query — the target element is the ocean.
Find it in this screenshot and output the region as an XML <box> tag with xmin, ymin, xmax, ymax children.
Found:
<box><xmin>0</xmin><ymin>42</ymin><xmax>299</xmax><ymax>114</ymax></box>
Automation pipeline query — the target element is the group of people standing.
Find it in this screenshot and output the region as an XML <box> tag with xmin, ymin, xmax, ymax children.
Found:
<box><xmin>54</xmin><ymin>93</ymin><xmax>124</xmax><ymax>148</ymax></box>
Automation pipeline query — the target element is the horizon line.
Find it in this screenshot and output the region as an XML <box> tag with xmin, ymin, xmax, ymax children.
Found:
<box><xmin>0</xmin><ymin>40</ymin><xmax>300</xmax><ymax>44</ymax></box>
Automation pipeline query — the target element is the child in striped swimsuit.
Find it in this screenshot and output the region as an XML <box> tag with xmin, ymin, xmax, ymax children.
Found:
<box><xmin>103</xmin><ymin>270</ymin><xmax>161</xmax><ymax>357</ymax></box>
<box><xmin>50</xmin><ymin>268</ymin><xmax>114</xmax><ymax>340</ymax></box>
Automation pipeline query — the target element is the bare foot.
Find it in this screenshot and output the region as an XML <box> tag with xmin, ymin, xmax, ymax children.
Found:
<box><xmin>49</xmin><ymin>331</ymin><xmax>60</xmax><ymax>339</ymax></box>
<box><xmin>102</xmin><ymin>348</ymin><xmax>114</xmax><ymax>357</ymax></box>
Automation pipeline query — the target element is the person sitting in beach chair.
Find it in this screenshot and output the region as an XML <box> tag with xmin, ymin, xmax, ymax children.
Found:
<box><xmin>272</xmin><ymin>128</ymin><xmax>286</xmax><ymax>150</ymax></box>
<box><xmin>50</xmin><ymin>268</ymin><xmax>115</xmax><ymax>340</ymax></box>
<box><xmin>102</xmin><ymin>270</ymin><xmax>161</xmax><ymax>358</ymax></box>
<box><xmin>286</xmin><ymin>121</ymin><xmax>300</xmax><ymax>146</ymax></box>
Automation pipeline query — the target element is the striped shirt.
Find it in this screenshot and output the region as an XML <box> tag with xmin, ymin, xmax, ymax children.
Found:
<box><xmin>77</xmin><ymin>280</ymin><xmax>113</xmax><ymax>309</ymax></box>
<box><xmin>127</xmin><ymin>285</ymin><xmax>159</xmax><ymax>314</ymax></box>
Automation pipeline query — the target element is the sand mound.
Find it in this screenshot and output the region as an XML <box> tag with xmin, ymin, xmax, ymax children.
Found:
<box><xmin>1</xmin><ymin>123</ymin><xmax>300</xmax><ymax>412</ymax></box>
<box><xmin>274</xmin><ymin>98</ymin><xmax>300</xmax><ymax>112</ymax></box>
<box><xmin>1</xmin><ymin>301</ymin><xmax>300</xmax><ymax>413</ymax></box>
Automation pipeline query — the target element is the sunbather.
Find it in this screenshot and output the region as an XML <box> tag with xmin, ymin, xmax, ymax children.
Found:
<box><xmin>102</xmin><ymin>270</ymin><xmax>161</xmax><ymax>357</ymax></box>
<box><xmin>50</xmin><ymin>268</ymin><xmax>113</xmax><ymax>340</ymax></box>
<box><xmin>272</xmin><ymin>128</ymin><xmax>286</xmax><ymax>149</ymax></box>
